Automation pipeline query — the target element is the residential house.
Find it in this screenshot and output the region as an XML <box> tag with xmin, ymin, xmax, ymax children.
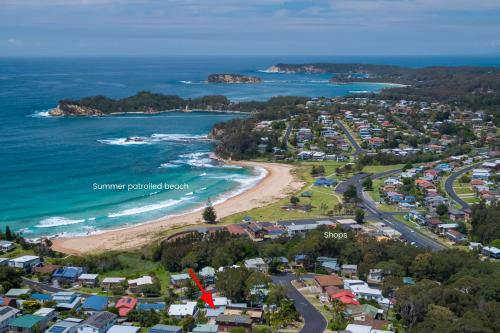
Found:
<box><xmin>245</xmin><ymin>223</ymin><xmax>264</xmax><ymax>239</ymax></box>
<box><xmin>445</xmin><ymin>230</ymin><xmax>467</xmax><ymax>243</ymax></box>
<box><xmin>170</xmin><ymin>273</ymin><xmax>190</xmax><ymax>287</ymax></box>
<box><xmin>52</xmin><ymin>267</ymin><xmax>84</xmax><ymax>283</ymax></box>
<box><xmin>314</xmin><ymin>274</ymin><xmax>344</xmax><ymax>292</ymax></box>
<box><xmin>44</xmin><ymin>320</ymin><xmax>79</xmax><ymax>333</ymax></box>
<box><xmin>199</xmin><ymin>266</ymin><xmax>216</xmax><ymax>285</ymax></box>
<box><xmin>329</xmin><ymin>290</ymin><xmax>360</xmax><ymax>305</ymax></box>
<box><xmin>81</xmin><ymin>296</ymin><xmax>108</xmax><ymax>314</ymax></box>
<box><xmin>191</xmin><ymin>324</ymin><xmax>218</xmax><ymax>333</ymax></box>
<box><xmin>0</xmin><ymin>241</ymin><xmax>16</xmax><ymax>253</ymax></box>
<box><xmin>32</xmin><ymin>308</ymin><xmax>57</xmax><ymax>322</ymax></box>
<box><xmin>115</xmin><ymin>297</ymin><xmax>137</xmax><ymax>317</ymax></box>
<box><xmin>77</xmin><ymin>274</ymin><xmax>99</xmax><ymax>287</ymax></box>
<box><xmin>101</xmin><ymin>278</ymin><xmax>126</xmax><ymax>292</ymax></box>
<box><xmin>52</xmin><ymin>292</ymin><xmax>81</xmax><ymax>311</ymax></box>
<box><xmin>147</xmin><ymin>324</ymin><xmax>182</xmax><ymax>333</ymax></box>
<box><xmin>0</xmin><ymin>306</ymin><xmax>20</xmax><ymax>333</ymax></box>
<box><xmin>5</xmin><ymin>288</ymin><xmax>31</xmax><ymax>298</ymax></box>
<box><xmin>8</xmin><ymin>256</ymin><xmax>41</xmax><ymax>271</ymax></box>
<box><xmin>77</xmin><ymin>311</ymin><xmax>117</xmax><ymax>333</ymax></box>
<box><xmin>342</xmin><ymin>264</ymin><xmax>358</xmax><ymax>277</ymax></box>
<box><xmin>482</xmin><ymin>246</ymin><xmax>500</xmax><ymax>259</ymax></box>
<box><xmin>344</xmin><ymin>280</ymin><xmax>385</xmax><ymax>303</ymax></box>
<box><xmin>367</xmin><ymin>269</ymin><xmax>384</xmax><ymax>284</ymax></box>
<box><xmin>317</xmin><ymin>257</ymin><xmax>339</xmax><ymax>272</ymax></box>
<box><xmin>448</xmin><ymin>208</ymin><xmax>465</xmax><ymax>222</ymax></box>
<box><xmin>9</xmin><ymin>315</ymin><xmax>47</xmax><ymax>333</ymax></box>
<box><xmin>128</xmin><ymin>276</ymin><xmax>153</xmax><ymax>294</ymax></box>
<box><xmin>168</xmin><ymin>302</ymin><xmax>198</xmax><ymax>318</ymax></box>
<box><xmin>136</xmin><ymin>302</ymin><xmax>166</xmax><ymax>312</ymax></box>
<box><xmin>107</xmin><ymin>326</ymin><xmax>140</xmax><ymax>333</ymax></box>
<box><xmin>215</xmin><ymin>315</ymin><xmax>252</xmax><ymax>333</ymax></box>
<box><xmin>244</xmin><ymin>258</ymin><xmax>268</xmax><ymax>273</ymax></box>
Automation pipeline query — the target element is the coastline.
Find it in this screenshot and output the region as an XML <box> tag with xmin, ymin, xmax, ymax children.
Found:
<box><xmin>48</xmin><ymin>107</ymin><xmax>250</xmax><ymax>117</ymax></box>
<box><xmin>51</xmin><ymin>161</ymin><xmax>304</xmax><ymax>255</ymax></box>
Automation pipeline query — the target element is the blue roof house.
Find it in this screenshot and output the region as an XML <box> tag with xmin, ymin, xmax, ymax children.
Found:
<box><xmin>52</xmin><ymin>267</ymin><xmax>83</xmax><ymax>282</ymax></box>
<box><xmin>148</xmin><ymin>324</ymin><xmax>182</xmax><ymax>333</ymax></box>
<box><xmin>31</xmin><ymin>293</ymin><xmax>52</xmax><ymax>302</ymax></box>
<box><xmin>314</xmin><ymin>178</ymin><xmax>337</xmax><ymax>187</ymax></box>
<box><xmin>82</xmin><ymin>295</ymin><xmax>108</xmax><ymax>313</ymax></box>
<box><xmin>137</xmin><ymin>302</ymin><xmax>166</xmax><ymax>312</ymax></box>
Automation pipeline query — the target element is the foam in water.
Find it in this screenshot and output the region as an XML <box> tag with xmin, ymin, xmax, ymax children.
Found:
<box><xmin>29</xmin><ymin>110</ymin><xmax>52</xmax><ymax>118</ymax></box>
<box><xmin>108</xmin><ymin>197</ymin><xmax>192</xmax><ymax>218</ymax></box>
<box><xmin>98</xmin><ymin>134</ymin><xmax>210</xmax><ymax>146</ymax></box>
<box><xmin>36</xmin><ymin>217</ymin><xmax>86</xmax><ymax>228</ymax></box>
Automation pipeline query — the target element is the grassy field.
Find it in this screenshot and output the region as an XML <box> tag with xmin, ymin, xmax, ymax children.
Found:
<box><xmin>220</xmin><ymin>161</ymin><xmax>351</xmax><ymax>224</ymax></box>
<box><xmin>362</xmin><ymin>164</ymin><xmax>404</xmax><ymax>174</ymax></box>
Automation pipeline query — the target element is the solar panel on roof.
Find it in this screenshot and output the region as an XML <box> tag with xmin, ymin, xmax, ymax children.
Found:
<box><xmin>49</xmin><ymin>326</ymin><xmax>66</xmax><ymax>333</ymax></box>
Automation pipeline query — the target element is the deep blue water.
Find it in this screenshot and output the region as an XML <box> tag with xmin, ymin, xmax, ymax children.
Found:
<box><xmin>1</xmin><ymin>56</ymin><xmax>498</xmax><ymax>237</ymax></box>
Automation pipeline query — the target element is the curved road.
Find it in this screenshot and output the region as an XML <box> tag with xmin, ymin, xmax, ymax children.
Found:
<box><xmin>444</xmin><ymin>159</ymin><xmax>494</xmax><ymax>209</ymax></box>
<box><xmin>335</xmin><ymin>169</ymin><xmax>445</xmax><ymax>251</ymax></box>
<box><xmin>271</xmin><ymin>273</ymin><xmax>327</xmax><ymax>333</ymax></box>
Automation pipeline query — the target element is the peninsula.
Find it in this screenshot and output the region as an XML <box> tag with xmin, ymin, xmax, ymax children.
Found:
<box><xmin>49</xmin><ymin>91</ymin><xmax>234</xmax><ymax>116</ymax></box>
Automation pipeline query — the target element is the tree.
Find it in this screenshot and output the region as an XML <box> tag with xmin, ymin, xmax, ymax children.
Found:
<box><xmin>290</xmin><ymin>196</ymin><xmax>300</xmax><ymax>205</ymax></box>
<box><xmin>343</xmin><ymin>185</ymin><xmax>358</xmax><ymax>203</ymax></box>
<box><xmin>436</xmin><ymin>204</ymin><xmax>448</xmax><ymax>217</ymax></box>
<box><xmin>362</xmin><ymin>177</ymin><xmax>373</xmax><ymax>190</ymax></box>
<box><xmin>202</xmin><ymin>199</ymin><xmax>217</xmax><ymax>224</ymax></box>
<box><xmin>459</xmin><ymin>174</ymin><xmax>470</xmax><ymax>183</ymax></box>
<box><xmin>355</xmin><ymin>208</ymin><xmax>365</xmax><ymax>224</ymax></box>
<box><xmin>22</xmin><ymin>300</ymin><xmax>41</xmax><ymax>314</ymax></box>
<box><xmin>0</xmin><ymin>267</ymin><xmax>23</xmax><ymax>292</ymax></box>
<box><xmin>5</xmin><ymin>226</ymin><xmax>13</xmax><ymax>241</ymax></box>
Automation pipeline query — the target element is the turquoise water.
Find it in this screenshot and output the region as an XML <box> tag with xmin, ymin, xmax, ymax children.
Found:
<box><xmin>1</xmin><ymin>56</ymin><xmax>498</xmax><ymax>237</ymax></box>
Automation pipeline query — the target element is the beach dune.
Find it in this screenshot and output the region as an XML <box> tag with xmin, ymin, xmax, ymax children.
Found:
<box><xmin>51</xmin><ymin>161</ymin><xmax>303</xmax><ymax>255</ymax></box>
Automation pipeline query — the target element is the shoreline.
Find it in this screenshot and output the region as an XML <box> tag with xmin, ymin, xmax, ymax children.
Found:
<box><xmin>51</xmin><ymin>161</ymin><xmax>304</xmax><ymax>255</ymax></box>
<box><xmin>47</xmin><ymin>108</ymin><xmax>250</xmax><ymax>117</ymax></box>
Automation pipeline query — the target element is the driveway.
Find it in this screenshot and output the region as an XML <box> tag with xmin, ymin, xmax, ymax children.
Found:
<box><xmin>271</xmin><ymin>273</ymin><xmax>327</xmax><ymax>333</ymax></box>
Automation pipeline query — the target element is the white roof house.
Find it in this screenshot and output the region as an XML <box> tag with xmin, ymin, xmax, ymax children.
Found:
<box><xmin>107</xmin><ymin>325</ymin><xmax>141</xmax><ymax>333</ymax></box>
<box><xmin>128</xmin><ymin>276</ymin><xmax>153</xmax><ymax>286</ymax></box>
<box><xmin>78</xmin><ymin>274</ymin><xmax>98</xmax><ymax>281</ymax></box>
<box><xmin>168</xmin><ymin>302</ymin><xmax>197</xmax><ymax>317</ymax></box>
<box><xmin>8</xmin><ymin>255</ymin><xmax>40</xmax><ymax>270</ymax></box>
<box><xmin>102</xmin><ymin>277</ymin><xmax>126</xmax><ymax>284</ymax></box>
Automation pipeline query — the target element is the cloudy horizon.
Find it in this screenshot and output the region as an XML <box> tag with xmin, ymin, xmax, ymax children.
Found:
<box><xmin>2</xmin><ymin>0</ymin><xmax>500</xmax><ymax>57</ymax></box>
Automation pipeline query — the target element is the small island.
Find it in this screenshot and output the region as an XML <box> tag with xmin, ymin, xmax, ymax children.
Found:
<box><xmin>208</xmin><ymin>73</ymin><xmax>262</xmax><ymax>84</ymax></box>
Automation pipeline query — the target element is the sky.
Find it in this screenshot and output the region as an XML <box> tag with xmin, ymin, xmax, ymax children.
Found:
<box><xmin>1</xmin><ymin>0</ymin><xmax>500</xmax><ymax>57</ymax></box>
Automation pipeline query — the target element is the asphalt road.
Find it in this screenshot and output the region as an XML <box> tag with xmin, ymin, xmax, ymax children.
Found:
<box><xmin>271</xmin><ymin>273</ymin><xmax>327</xmax><ymax>333</ymax></box>
<box><xmin>444</xmin><ymin>160</ymin><xmax>494</xmax><ymax>209</ymax></box>
<box><xmin>335</xmin><ymin>119</ymin><xmax>365</xmax><ymax>155</ymax></box>
<box><xmin>335</xmin><ymin>169</ymin><xmax>446</xmax><ymax>251</ymax></box>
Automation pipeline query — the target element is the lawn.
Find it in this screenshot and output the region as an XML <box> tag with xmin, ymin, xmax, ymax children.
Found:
<box><xmin>453</xmin><ymin>186</ymin><xmax>475</xmax><ymax>195</ymax></box>
<box><xmin>220</xmin><ymin>161</ymin><xmax>351</xmax><ymax>224</ymax></box>
<box><xmin>362</xmin><ymin>164</ymin><xmax>404</xmax><ymax>174</ymax></box>
<box><xmin>366</xmin><ymin>179</ymin><xmax>385</xmax><ymax>203</ymax></box>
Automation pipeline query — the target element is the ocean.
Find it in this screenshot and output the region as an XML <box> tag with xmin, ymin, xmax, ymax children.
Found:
<box><xmin>1</xmin><ymin>55</ymin><xmax>499</xmax><ymax>238</ymax></box>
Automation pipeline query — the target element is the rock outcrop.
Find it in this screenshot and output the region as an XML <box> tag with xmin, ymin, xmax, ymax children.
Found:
<box><xmin>49</xmin><ymin>104</ymin><xmax>106</xmax><ymax>116</ymax></box>
<box><xmin>208</xmin><ymin>74</ymin><xmax>262</xmax><ymax>84</ymax></box>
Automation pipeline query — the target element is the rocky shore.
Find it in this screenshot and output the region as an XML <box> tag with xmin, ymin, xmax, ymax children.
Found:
<box><xmin>208</xmin><ymin>73</ymin><xmax>262</xmax><ymax>83</ymax></box>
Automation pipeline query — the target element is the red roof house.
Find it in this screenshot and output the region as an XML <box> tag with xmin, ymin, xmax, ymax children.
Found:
<box><xmin>116</xmin><ymin>296</ymin><xmax>137</xmax><ymax>316</ymax></box>
<box><xmin>328</xmin><ymin>290</ymin><xmax>360</xmax><ymax>305</ymax></box>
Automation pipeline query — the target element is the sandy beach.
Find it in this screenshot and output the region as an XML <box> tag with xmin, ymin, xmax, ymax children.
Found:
<box><xmin>51</xmin><ymin>161</ymin><xmax>303</xmax><ymax>255</ymax></box>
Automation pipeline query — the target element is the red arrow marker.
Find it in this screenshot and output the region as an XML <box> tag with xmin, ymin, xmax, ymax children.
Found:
<box><xmin>188</xmin><ymin>268</ymin><xmax>215</xmax><ymax>309</ymax></box>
